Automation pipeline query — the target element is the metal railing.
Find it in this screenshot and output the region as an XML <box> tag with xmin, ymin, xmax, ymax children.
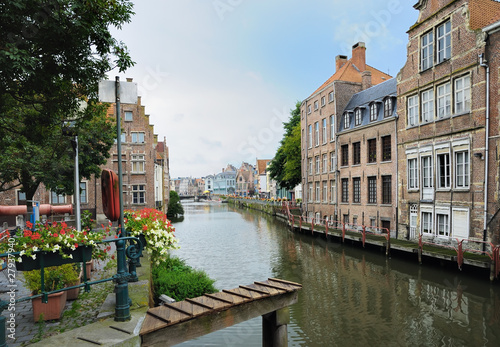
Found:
<box><xmin>0</xmin><ymin>231</ymin><xmax>143</xmax><ymax>347</ymax></box>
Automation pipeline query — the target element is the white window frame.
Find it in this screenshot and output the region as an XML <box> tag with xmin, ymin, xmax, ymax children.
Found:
<box><xmin>436</xmin><ymin>20</ymin><xmax>451</xmax><ymax>63</ymax></box>
<box><xmin>421</xmin><ymin>206</ymin><xmax>434</xmax><ymax>235</ymax></box>
<box><xmin>354</xmin><ymin>108</ymin><xmax>362</xmax><ymax>126</ymax></box>
<box><xmin>436</xmin><ymin>152</ymin><xmax>451</xmax><ymax>189</ymax></box>
<box><xmin>454</xmin><ymin>75</ymin><xmax>470</xmax><ymax>114</ymax></box>
<box><xmin>408</xmin><ymin>157</ymin><xmax>419</xmax><ymax>190</ymax></box>
<box><xmin>314</xmin><ymin>100</ymin><xmax>319</xmax><ymax>111</ymax></box>
<box><xmin>330</xmin><ymin>115</ymin><xmax>335</xmax><ymax>141</ymax></box>
<box><xmin>322</xmin><ymin>118</ymin><xmax>327</xmax><ymax>144</ymax></box>
<box><xmin>315</xmin><ymin>155</ymin><xmax>320</xmax><ymax>174</ymax></box>
<box><xmin>322</xmin><ymin>154</ymin><xmax>327</xmax><ymax>173</ymax></box>
<box><xmin>330</xmin><ymin>152</ymin><xmax>336</xmax><ymax>172</ymax></box>
<box><xmin>132</xmin><ymin>184</ymin><xmax>146</xmax><ymax>204</ymax></box>
<box><xmin>131</xmin><ymin>132</ymin><xmax>145</xmax><ymax>143</ymax></box>
<box><xmin>307</xmin><ymin>105</ymin><xmax>311</xmax><ymax>114</ymax></box>
<box><xmin>124</xmin><ymin>111</ymin><xmax>133</xmax><ymax>121</ymax></box>
<box><xmin>80</xmin><ymin>182</ymin><xmax>88</xmax><ymax>204</ymax></box>
<box><xmin>437</xmin><ymin>82</ymin><xmax>451</xmax><ymax>118</ymax></box>
<box><xmin>322</xmin><ymin>181</ymin><xmax>327</xmax><ymax>202</ymax></box>
<box><xmin>421</xmin><ymin>155</ymin><xmax>433</xmax><ymax>189</ymax></box>
<box><xmin>51</xmin><ymin>191</ymin><xmax>65</xmax><ymax>204</ymax></box>
<box><xmin>436</xmin><ymin>210</ymin><xmax>450</xmax><ymax>238</ymax></box>
<box><xmin>314</xmin><ymin>122</ymin><xmax>319</xmax><ymax>146</ymax></box>
<box><xmin>308</xmin><ymin>125</ymin><xmax>312</xmax><ymax>148</ymax></box>
<box><xmin>308</xmin><ymin>183</ymin><xmax>313</xmax><ymax>202</ymax></box>
<box><xmin>330</xmin><ymin>180</ymin><xmax>336</xmax><ymax>203</ymax></box>
<box><xmin>407</xmin><ymin>95</ymin><xmax>419</xmax><ymax>127</ymax></box>
<box><xmin>370</xmin><ymin>103</ymin><xmax>377</xmax><ymax>121</ymax></box>
<box><xmin>328</xmin><ymin>91</ymin><xmax>334</xmax><ymax>103</ymax></box>
<box><xmin>421</xmin><ymin>30</ymin><xmax>434</xmax><ymax>70</ymax></box>
<box><xmin>308</xmin><ymin>157</ymin><xmax>312</xmax><ymax>175</ymax></box>
<box><xmin>344</xmin><ymin>113</ymin><xmax>350</xmax><ymax>128</ymax></box>
<box><xmin>421</xmin><ymin>88</ymin><xmax>434</xmax><ymax>122</ymax></box>
<box><xmin>131</xmin><ymin>154</ymin><xmax>146</xmax><ymax>173</ymax></box>
<box><xmin>454</xmin><ymin>150</ymin><xmax>469</xmax><ymax>189</ymax></box>
<box><xmin>315</xmin><ymin>182</ymin><xmax>320</xmax><ymax>202</ymax></box>
<box><xmin>384</xmin><ymin>97</ymin><xmax>393</xmax><ymax>118</ymax></box>
<box><xmin>321</xmin><ymin>96</ymin><xmax>326</xmax><ymax>106</ymax></box>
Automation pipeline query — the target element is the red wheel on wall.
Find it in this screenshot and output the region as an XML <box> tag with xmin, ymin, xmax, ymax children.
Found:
<box><xmin>101</xmin><ymin>169</ymin><xmax>120</xmax><ymax>221</ymax></box>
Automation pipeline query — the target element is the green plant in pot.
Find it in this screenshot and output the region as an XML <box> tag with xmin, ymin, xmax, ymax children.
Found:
<box><xmin>24</xmin><ymin>264</ymin><xmax>80</xmax><ymax>321</ymax></box>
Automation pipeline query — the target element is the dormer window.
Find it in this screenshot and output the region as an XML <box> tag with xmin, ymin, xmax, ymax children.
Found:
<box><xmin>370</xmin><ymin>103</ymin><xmax>378</xmax><ymax>121</ymax></box>
<box><xmin>343</xmin><ymin>113</ymin><xmax>350</xmax><ymax>128</ymax></box>
<box><xmin>384</xmin><ymin>97</ymin><xmax>393</xmax><ymax>118</ymax></box>
<box><xmin>354</xmin><ymin>108</ymin><xmax>362</xmax><ymax>126</ymax></box>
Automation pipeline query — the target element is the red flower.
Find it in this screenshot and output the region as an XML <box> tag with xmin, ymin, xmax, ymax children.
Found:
<box><xmin>74</xmin><ymin>243</ymin><xmax>78</xmax><ymax>248</ymax></box>
<box><xmin>53</xmin><ymin>233</ymin><xmax>59</xmax><ymax>238</ymax></box>
<box><xmin>70</xmin><ymin>234</ymin><xmax>75</xmax><ymax>238</ymax></box>
<box><xmin>26</xmin><ymin>221</ymin><xmax>33</xmax><ymax>229</ymax></box>
<box><xmin>142</xmin><ymin>225</ymin><xmax>148</xmax><ymax>231</ymax></box>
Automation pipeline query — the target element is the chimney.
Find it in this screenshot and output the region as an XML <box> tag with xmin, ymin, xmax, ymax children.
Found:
<box><xmin>126</xmin><ymin>77</ymin><xmax>133</xmax><ymax>82</ymax></box>
<box><xmin>351</xmin><ymin>42</ymin><xmax>366</xmax><ymax>72</ymax></box>
<box><xmin>362</xmin><ymin>70</ymin><xmax>372</xmax><ymax>90</ymax></box>
<box><xmin>336</xmin><ymin>55</ymin><xmax>348</xmax><ymax>72</ymax></box>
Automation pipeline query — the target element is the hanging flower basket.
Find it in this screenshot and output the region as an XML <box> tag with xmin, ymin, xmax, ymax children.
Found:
<box><xmin>15</xmin><ymin>246</ymin><xmax>92</xmax><ymax>271</ymax></box>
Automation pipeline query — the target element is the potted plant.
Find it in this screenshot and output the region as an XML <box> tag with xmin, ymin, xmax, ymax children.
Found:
<box><xmin>66</xmin><ymin>263</ymin><xmax>82</xmax><ymax>300</ymax></box>
<box><xmin>0</xmin><ymin>220</ymin><xmax>112</xmax><ymax>271</ymax></box>
<box><xmin>24</xmin><ymin>264</ymin><xmax>79</xmax><ymax>320</ymax></box>
<box><xmin>124</xmin><ymin>208</ymin><xmax>179</xmax><ymax>265</ymax></box>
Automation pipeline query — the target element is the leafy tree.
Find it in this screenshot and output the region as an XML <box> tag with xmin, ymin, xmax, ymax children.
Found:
<box><xmin>0</xmin><ymin>0</ymin><xmax>135</xmax><ymax>204</ymax></box>
<box><xmin>167</xmin><ymin>191</ymin><xmax>184</xmax><ymax>219</ymax></box>
<box><xmin>268</xmin><ymin>101</ymin><xmax>302</xmax><ymax>190</ymax></box>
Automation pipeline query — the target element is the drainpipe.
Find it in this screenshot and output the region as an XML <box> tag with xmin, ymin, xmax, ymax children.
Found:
<box><xmin>394</xmin><ymin>107</ymin><xmax>399</xmax><ymax>239</ymax></box>
<box><xmin>304</xmin><ymin>100</ymin><xmax>308</xmax><ymax>216</ymax></box>
<box><xmin>479</xmin><ymin>53</ymin><xmax>490</xmax><ymax>246</ymax></box>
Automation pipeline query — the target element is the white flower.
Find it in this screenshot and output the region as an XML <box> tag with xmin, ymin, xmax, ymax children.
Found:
<box><xmin>31</xmin><ymin>254</ymin><xmax>37</xmax><ymax>260</ymax></box>
<box><xmin>17</xmin><ymin>257</ymin><xmax>23</xmax><ymax>263</ymax></box>
<box><xmin>32</xmin><ymin>246</ymin><xmax>38</xmax><ymax>252</ymax></box>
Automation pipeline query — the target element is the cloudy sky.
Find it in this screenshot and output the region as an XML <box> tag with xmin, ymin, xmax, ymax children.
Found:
<box><xmin>109</xmin><ymin>0</ymin><xmax>418</xmax><ymax>178</ymax></box>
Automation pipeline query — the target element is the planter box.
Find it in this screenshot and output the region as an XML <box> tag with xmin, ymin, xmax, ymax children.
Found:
<box><xmin>66</xmin><ymin>274</ymin><xmax>81</xmax><ymax>300</ymax></box>
<box><xmin>16</xmin><ymin>246</ymin><xmax>92</xmax><ymax>271</ymax></box>
<box><xmin>32</xmin><ymin>291</ymin><xmax>67</xmax><ymax>321</ymax></box>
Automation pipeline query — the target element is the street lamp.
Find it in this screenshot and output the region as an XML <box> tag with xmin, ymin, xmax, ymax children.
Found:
<box><xmin>62</xmin><ymin>121</ymin><xmax>81</xmax><ymax>231</ymax></box>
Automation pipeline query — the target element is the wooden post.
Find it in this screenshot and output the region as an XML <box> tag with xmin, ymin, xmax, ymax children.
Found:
<box><xmin>262</xmin><ymin>307</ymin><xmax>289</xmax><ymax>347</ymax></box>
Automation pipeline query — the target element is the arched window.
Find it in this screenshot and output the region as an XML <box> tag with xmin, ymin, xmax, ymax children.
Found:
<box><xmin>370</xmin><ymin>103</ymin><xmax>378</xmax><ymax>121</ymax></box>
<box><xmin>354</xmin><ymin>108</ymin><xmax>362</xmax><ymax>126</ymax></box>
<box><xmin>384</xmin><ymin>97</ymin><xmax>393</xmax><ymax>117</ymax></box>
<box><xmin>343</xmin><ymin>113</ymin><xmax>350</xmax><ymax>128</ymax></box>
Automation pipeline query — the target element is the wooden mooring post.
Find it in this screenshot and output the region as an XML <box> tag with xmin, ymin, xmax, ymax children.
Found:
<box><xmin>140</xmin><ymin>278</ymin><xmax>301</xmax><ymax>346</ymax></box>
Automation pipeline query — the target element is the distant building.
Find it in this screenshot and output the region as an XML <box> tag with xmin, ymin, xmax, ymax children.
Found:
<box><xmin>205</xmin><ymin>175</ymin><xmax>214</xmax><ymax>193</ymax></box>
<box><xmin>256</xmin><ymin>159</ymin><xmax>271</xmax><ymax>197</ymax></box>
<box><xmin>213</xmin><ymin>166</ymin><xmax>236</xmax><ymax>195</ymax></box>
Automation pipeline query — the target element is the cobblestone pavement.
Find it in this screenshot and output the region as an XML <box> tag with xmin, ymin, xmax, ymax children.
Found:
<box><xmin>1</xmin><ymin>258</ymin><xmax>113</xmax><ymax>347</ymax></box>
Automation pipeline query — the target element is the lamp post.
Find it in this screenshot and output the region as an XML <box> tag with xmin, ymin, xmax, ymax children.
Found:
<box><xmin>63</xmin><ymin>121</ymin><xmax>81</xmax><ymax>231</ymax></box>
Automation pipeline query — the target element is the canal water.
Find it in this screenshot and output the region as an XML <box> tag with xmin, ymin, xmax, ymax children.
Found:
<box><xmin>172</xmin><ymin>202</ymin><xmax>500</xmax><ymax>346</ymax></box>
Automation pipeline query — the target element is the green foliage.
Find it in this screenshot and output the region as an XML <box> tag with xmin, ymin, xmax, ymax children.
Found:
<box><xmin>0</xmin><ymin>0</ymin><xmax>135</xmax><ymax>199</ymax></box>
<box><xmin>268</xmin><ymin>101</ymin><xmax>302</xmax><ymax>190</ymax></box>
<box><xmin>167</xmin><ymin>191</ymin><xmax>184</xmax><ymax>219</ymax></box>
<box><xmin>152</xmin><ymin>256</ymin><xmax>217</xmax><ymax>302</ymax></box>
<box><xmin>81</xmin><ymin>210</ymin><xmax>94</xmax><ymax>231</ymax></box>
<box><xmin>24</xmin><ymin>264</ymin><xmax>80</xmax><ymax>294</ymax></box>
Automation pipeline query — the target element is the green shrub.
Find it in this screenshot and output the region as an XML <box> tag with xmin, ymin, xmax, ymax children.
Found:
<box><xmin>152</xmin><ymin>256</ymin><xmax>217</xmax><ymax>302</ymax></box>
<box><xmin>24</xmin><ymin>264</ymin><xmax>80</xmax><ymax>294</ymax></box>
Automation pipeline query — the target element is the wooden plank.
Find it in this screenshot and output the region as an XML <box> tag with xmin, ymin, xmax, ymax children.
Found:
<box><xmin>268</xmin><ymin>278</ymin><xmax>302</xmax><ymax>288</ymax></box>
<box><xmin>239</xmin><ymin>284</ymin><xmax>270</xmax><ymax>295</ymax></box>
<box><xmin>223</xmin><ymin>288</ymin><xmax>253</xmax><ymax>299</ymax></box>
<box><xmin>254</xmin><ymin>281</ymin><xmax>289</xmax><ymax>292</ymax></box>
<box><xmin>185</xmin><ymin>297</ymin><xmax>213</xmax><ymax>310</ymax></box>
<box><xmin>141</xmin><ymin>291</ymin><xmax>299</xmax><ymax>347</ymax></box>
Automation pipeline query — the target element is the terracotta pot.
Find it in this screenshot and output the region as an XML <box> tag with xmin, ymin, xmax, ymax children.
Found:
<box><xmin>32</xmin><ymin>291</ymin><xmax>67</xmax><ymax>321</ymax></box>
<box><xmin>66</xmin><ymin>274</ymin><xmax>81</xmax><ymax>300</ymax></box>
<box><xmin>84</xmin><ymin>260</ymin><xmax>92</xmax><ymax>280</ymax></box>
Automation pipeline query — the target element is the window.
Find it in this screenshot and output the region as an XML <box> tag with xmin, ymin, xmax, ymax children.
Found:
<box><xmin>308</xmin><ymin>183</ymin><xmax>313</xmax><ymax>202</ymax></box>
<box><xmin>384</xmin><ymin>98</ymin><xmax>393</xmax><ymax>117</ymax></box>
<box><xmin>322</xmin><ymin>118</ymin><xmax>327</xmax><ymax>144</ymax></box>
<box><xmin>455</xmin><ymin>150</ymin><xmax>469</xmax><ymax>188</ymax></box>
<box><xmin>421</xmin><ymin>211</ymin><xmax>433</xmax><ymax>235</ymax></box>
<box><xmin>17</xmin><ymin>191</ymin><xmax>26</xmax><ymax>205</ymax></box>
<box><xmin>308</xmin><ymin>125</ymin><xmax>312</xmax><ymax>148</ymax></box>
<box><xmin>437</xmin><ymin>153</ymin><xmax>450</xmax><ymax>189</ymax></box>
<box><xmin>115</xmin><ymin>132</ymin><xmax>126</xmax><ymax>143</ymax></box>
<box><xmin>368</xmin><ymin>139</ymin><xmax>376</xmax><ymax>163</ymax></box>
<box><xmin>80</xmin><ymin>182</ymin><xmax>87</xmax><ymax>204</ymax></box>
<box><xmin>131</xmin><ymin>154</ymin><xmax>145</xmax><ymax>173</ymax></box>
<box><xmin>353</xmin><ymin>177</ymin><xmax>361</xmax><ymax>203</ymax></box>
<box><xmin>315</xmin><ymin>182</ymin><xmax>320</xmax><ymax>201</ymax></box>
<box><xmin>308</xmin><ymin>105</ymin><xmax>311</xmax><ymax>114</ymax></box>
<box><xmin>436</xmin><ymin>213</ymin><xmax>450</xmax><ymax>237</ymax></box>
<box><xmin>382</xmin><ymin>136</ymin><xmax>391</xmax><ymax>161</ymax></box>
<box><xmin>131</xmin><ymin>132</ymin><xmax>145</xmax><ymax>143</ymax></box>
<box><xmin>368</xmin><ymin>177</ymin><xmax>377</xmax><ymax>204</ymax></box>
<box><xmin>353</xmin><ymin>142</ymin><xmax>361</xmax><ymax>165</ymax></box>
<box><xmin>422</xmin><ymin>156</ymin><xmax>433</xmax><ymax>189</ymax></box>
<box><xmin>344</xmin><ymin>113</ymin><xmax>350</xmax><ymax>128</ymax></box>
<box><xmin>355</xmin><ymin>108</ymin><xmax>362</xmax><ymax>126</ymax></box>
<box><xmin>407</xmin><ymin>95</ymin><xmax>419</xmax><ymax>126</ymax></box>
<box><xmin>314</xmin><ymin>101</ymin><xmax>319</xmax><ymax>110</ymax></box>
<box><xmin>314</xmin><ymin>122</ymin><xmax>319</xmax><ymax>146</ymax></box>
<box><xmin>437</xmin><ymin>82</ymin><xmax>451</xmax><ymax>118</ymax></box>
<box><xmin>323</xmin><ymin>181</ymin><xmax>327</xmax><ymax>202</ymax></box>
<box><xmin>341</xmin><ymin>145</ymin><xmax>349</xmax><ymax>166</ymax></box>
<box><xmin>382</xmin><ymin>176</ymin><xmax>391</xmax><ymax>204</ymax></box>
<box><xmin>321</xmin><ymin>96</ymin><xmax>326</xmax><ymax>106</ymax></box>
<box><xmin>408</xmin><ymin>158</ymin><xmax>418</xmax><ymax>189</ymax></box>
<box><xmin>437</xmin><ymin>20</ymin><xmax>451</xmax><ymax>63</ymax></box>
<box><xmin>421</xmin><ymin>89</ymin><xmax>434</xmax><ymax>122</ymax></box>
<box><xmin>330</xmin><ymin>180</ymin><xmax>336</xmax><ymax>203</ymax></box>
<box><xmin>370</xmin><ymin>103</ymin><xmax>377</xmax><ymax>121</ymax></box>
<box><xmin>328</xmin><ymin>91</ymin><xmax>334</xmax><ymax>102</ymax></box>
<box><xmin>322</xmin><ymin>154</ymin><xmax>327</xmax><ymax>173</ymax></box>
<box><xmin>51</xmin><ymin>191</ymin><xmax>65</xmax><ymax>204</ymax></box>
<box><xmin>341</xmin><ymin>178</ymin><xmax>349</xmax><ymax>203</ymax></box>
<box><xmin>330</xmin><ymin>152</ymin><xmax>336</xmax><ymax>171</ymax></box>
<box><xmin>315</xmin><ymin>155</ymin><xmax>320</xmax><ymax>174</ymax></box>
<box><xmin>421</xmin><ymin>31</ymin><xmax>434</xmax><ymax>70</ymax></box>
<box><xmin>308</xmin><ymin>158</ymin><xmax>313</xmax><ymax>175</ymax></box>
<box><xmin>330</xmin><ymin>115</ymin><xmax>335</xmax><ymax>141</ymax></box>
<box><xmin>132</xmin><ymin>185</ymin><xmax>146</xmax><ymax>204</ymax></box>
<box><xmin>124</xmin><ymin>111</ymin><xmax>133</xmax><ymax>121</ymax></box>
<box><xmin>455</xmin><ymin>75</ymin><xmax>470</xmax><ymax>114</ymax></box>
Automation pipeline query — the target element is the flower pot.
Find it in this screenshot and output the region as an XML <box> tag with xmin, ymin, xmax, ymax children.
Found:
<box><xmin>66</xmin><ymin>274</ymin><xmax>81</xmax><ymax>300</ymax></box>
<box><xmin>32</xmin><ymin>291</ymin><xmax>67</xmax><ymax>321</ymax></box>
<box><xmin>15</xmin><ymin>246</ymin><xmax>93</xmax><ymax>271</ymax></box>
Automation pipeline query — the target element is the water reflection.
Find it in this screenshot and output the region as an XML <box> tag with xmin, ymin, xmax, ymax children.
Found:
<box><xmin>172</xmin><ymin>202</ymin><xmax>500</xmax><ymax>346</ymax></box>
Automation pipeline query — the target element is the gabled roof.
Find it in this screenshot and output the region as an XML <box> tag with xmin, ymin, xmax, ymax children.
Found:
<box><xmin>310</xmin><ymin>61</ymin><xmax>391</xmax><ymax>98</ymax></box>
<box><xmin>470</xmin><ymin>0</ymin><xmax>500</xmax><ymax>30</ymax></box>
<box><xmin>256</xmin><ymin>159</ymin><xmax>271</xmax><ymax>175</ymax></box>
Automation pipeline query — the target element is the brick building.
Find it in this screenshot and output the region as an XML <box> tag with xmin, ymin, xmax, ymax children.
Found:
<box><xmin>301</xmin><ymin>42</ymin><xmax>392</xmax><ymax>222</ymax></box>
<box><xmin>337</xmin><ymin>78</ymin><xmax>397</xmax><ymax>234</ymax></box>
<box><xmin>396</xmin><ymin>0</ymin><xmax>500</xmax><ymax>244</ymax></box>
